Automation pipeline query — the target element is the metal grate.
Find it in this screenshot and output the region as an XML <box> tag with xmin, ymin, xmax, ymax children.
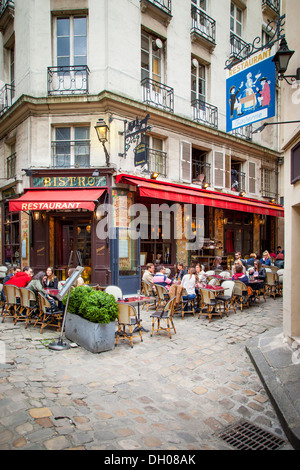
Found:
<box><xmin>217</xmin><ymin>420</ymin><xmax>286</xmax><ymax>450</ymax></box>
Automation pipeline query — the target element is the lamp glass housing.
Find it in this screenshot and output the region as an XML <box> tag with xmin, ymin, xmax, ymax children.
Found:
<box><xmin>272</xmin><ymin>38</ymin><xmax>295</xmax><ymax>75</ymax></box>
<box><xmin>95</xmin><ymin>119</ymin><xmax>109</xmax><ymax>143</ymax></box>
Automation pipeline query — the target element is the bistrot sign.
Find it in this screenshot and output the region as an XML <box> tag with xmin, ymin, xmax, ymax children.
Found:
<box><xmin>226</xmin><ymin>48</ymin><xmax>276</xmax><ymax>132</ymax></box>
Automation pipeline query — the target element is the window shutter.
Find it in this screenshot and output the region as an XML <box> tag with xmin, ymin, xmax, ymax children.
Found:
<box><xmin>225</xmin><ymin>155</ymin><xmax>231</xmax><ymax>189</ymax></box>
<box><xmin>180</xmin><ymin>141</ymin><xmax>191</xmax><ymax>183</ymax></box>
<box><xmin>249</xmin><ymin>161</ymin><xmax>256</xmax><ymax>194</ymax></box>
<box><xmin>214</xmin><ymin>151</ymin><xmax>224</xmax><ymax>187</ymax></box>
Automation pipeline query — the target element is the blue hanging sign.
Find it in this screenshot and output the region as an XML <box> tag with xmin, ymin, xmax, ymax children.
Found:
<box><xmin>226</xmin><ymin>48</ymin><xmax>276</xmax><ymax>132</ymax></box>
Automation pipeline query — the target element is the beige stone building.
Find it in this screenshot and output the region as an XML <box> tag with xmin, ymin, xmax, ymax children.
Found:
<box><xmin>0</xmin><ymin>0</ymin><xmax>286</xmax><ymax>294</ymax></box>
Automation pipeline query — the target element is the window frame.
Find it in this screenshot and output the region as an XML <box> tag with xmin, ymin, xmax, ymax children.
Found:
<box><xmin>53</xmin><ymin>15</ymin><xmax>88</xmax><ymax>68</ymax></box>
<box><xmin>52</xmin><ymin>125</ymin><xmax>90</xmax><ymax>168</ymax></box>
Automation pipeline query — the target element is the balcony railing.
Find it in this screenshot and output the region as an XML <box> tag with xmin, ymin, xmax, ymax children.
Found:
<box><xmin>0</xmin><ymin>84</ymin><xmax>15</xmax><ymax>117</ymax></box>
<box><xmin>141</xmin><ymin>77</ymin><xmax>174</xmax><ymax>113</ymax></box>
<box><xmin>143</xmin><ymin>0</ymin><xmax>172</xmax><ymax>16</ymax></box>
<box><xmin>262</xmin><ymin>0</ymin><xmax>280</xmax><ymax>15</ymax></box>
<box><xmin>191</xmin><ymin>6</ymin><xmax>216</xmax><ymax>45</ymax></box>
<box><xmin>47</xmin><ymin>65</ymin><xmax>90</xmax><ymax>96</ymax></box>
<box><xmin>192</xmin><ymin>99</ymin><xmax>218</xmax><ymax>129</ymax></box>
<box><xmin>230</xmin><ymin>33</ymin><xmax>251</xmax><ymax>61</ymax></box>
<box><xmin>231</xmin><ymin>170</ymin><xmax>246</xmax><ymax>193</ymax></box>
<box><xmin>52</xmin><ymin>140</ymin><xmax>90</xmax><ymax>168</ymax></box>
<box><xmin>231</xmin><ymin>125</ymin><xmax>253</xmax><ymax>141</ymax></box>
<box><xmin>147</xmin><ymin>148</ymin><xmax>167</xmax><ymax>177</ymax></box>
<box><xmin>192</xmin><ymin>161</ymin><xmax>211</xmax><ymax>186</ymax></box>
<box><xmin>6</xmin><ymin>152</ymin><xmax>16</xmax><ymax>179</ymax></box>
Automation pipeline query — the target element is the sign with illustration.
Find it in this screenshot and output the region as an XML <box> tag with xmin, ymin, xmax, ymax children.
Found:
<box><xmin>226</xmin><ymin>48</ymin><xmax>276</xmax><ymax>132</ymax></box>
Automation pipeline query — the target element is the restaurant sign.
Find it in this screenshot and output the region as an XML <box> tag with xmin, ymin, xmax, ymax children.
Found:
<box><xmin>33</xmin><ymin>176</ymin><xmax>107</xmax><ymax>188</ymax></box>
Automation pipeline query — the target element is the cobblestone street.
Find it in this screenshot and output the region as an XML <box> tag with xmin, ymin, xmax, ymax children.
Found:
<box><xmin>0</xmin><ymin>297</ymin><xmax>293</xmax><ymax>450</ymax></box>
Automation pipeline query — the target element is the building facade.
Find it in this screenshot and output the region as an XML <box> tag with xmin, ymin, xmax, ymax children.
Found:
<box><xmin>0</xmin><ymin>0</ymin><xmax>284</xmax><ymax>293</ymax></box>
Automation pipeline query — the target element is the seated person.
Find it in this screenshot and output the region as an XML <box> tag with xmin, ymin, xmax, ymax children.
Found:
<box><xmin>173</xmin><ymin>262</ymin><xmax>187</xmax><ymax>282</ymax></box>
<box><xmin>43</xmin><ymin>267</ymin><xmax>58</xmax><ymax>289</ymax></box>
<box><xmin>274</xmin><ymin>252</ymin><xmax>284</xmax><ymax>269</ymax></box>
<box><xmin>27</xmin><ymin>271</ymin><xmax>59</xmax><ymax>311</ymax></box>
<box><xmin>5</xmin><ymin>266</ymin><xmax>33</xmax><ymax>287</ymax></box>
<box><xmin>232</xmin><ymin>264</ymin><xmax>249</xmax><ymax>285</ymax></box>
<box><xmin>181</xmin><ymin>267</ymin><xmax>197</xmax><ymax>310</ymax></box>
<box><xmin>66</xmin><ymin>268</ymin><xmax>85</xmax><ymax>287</ymax></box>
<box><xmin>232</xmin><ymin>259</ymin><xmax>246</xmax><ymax>276</ymax></box>
<box><xmin>212</xmin><ymin>256</ymin><xmax>223</xmax><ymax>270</ymax></box>
<box><xmin>142</xmin><ymin>263</ymin><xmax>155</xmax><ymax>287</ymax></box>
<box><xmin>195</xmin><ymin>263</ymin><xmax>207</xmax><ymax>287</ymax></box>
<box><xmin>153</xmin><ymin>265</ymin><xmax>173</xmax><ymax>291</ymax></box>
<box><xmin>1</xmin><ymin>266</ymin><xmax>21</xmax><ymax>301</ymax></box>
<box><xmin>260</xmin><ymin>250</ymin><xmax>271</xmax><ymax>266</ymax></box>
<box><xmin>249</xmin><ymin>260</ymin><xmax>266</xmax><ymax>283</ymax></box>
<box><xmin>246</xmin><ymin>253</ymin><xmax>257</xmax><ymax>268</ymax></box>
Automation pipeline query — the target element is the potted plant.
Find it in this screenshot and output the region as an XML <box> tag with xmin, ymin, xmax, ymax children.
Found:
<box><xmin>64</xmin><ymin>286</ymin><xmax>119</xmax><ymax>353</ymax></box>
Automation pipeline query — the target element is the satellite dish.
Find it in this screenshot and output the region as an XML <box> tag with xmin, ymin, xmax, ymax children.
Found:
<box><xmin>153</xmin><ymin>38</ymin><xmax>163</xmax><ymax>50</ymax></box>
<box><xmin>192</xmin><ymin>58</ymin><xmax>199</xmax><ymax>68</ymax></box>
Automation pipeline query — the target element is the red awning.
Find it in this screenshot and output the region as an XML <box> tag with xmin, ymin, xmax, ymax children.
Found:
<box><xmin>9</xmin><ymin>188</ymin><xmax>107</xmax><ymax>212</ymax></box>
<box><xmin>116</xmin><ymin>174</ymin><xmax>284</xmax><ymax>218</ymax></box>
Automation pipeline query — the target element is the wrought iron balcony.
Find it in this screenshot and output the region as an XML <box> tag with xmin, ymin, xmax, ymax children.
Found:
<box><xmin>192</xmin><ymin>99</ymin><xmax>218</xmax><ymax>129</ymax></box>
<box><xmin>6</xmin><ymin>152</ymin><xmax>16</xmax><ymax>179</ymax></box>
<box><xmin>147</xmin><ymin>148</ymin><xmax>167</xmax><ymax>177</ymax></box>
<box><xmin>231</xmin><ymin>125</ymin><xmax>253</xmax><ymax>141</ymax></box>
<box><xmin>191</xmin><ymin>6</ymin><xmax>216</xmax><ymax>45</ymax></box>
<box><xmin>141</xmin><ymin>77</ymin><xmax>174</xmax><ymax>113</ymax></box>
<box><xmin>52</xmin><ymin>140</ymin><xmax>90</xmax><ymax>168</ymax></box>
<box><xmin>230</xmin><ymin>33</ymin><xmax>251</xmax><ymax>61</ymax></box>
<box><xmin>231</xmin><ymin>170</ymin><xmax>246</xmax><ymax>193</ymax></box>
<box><xmin>192</xmin><ymin>161</ymin><xmax>211</xmax><ymax>186</ymax></box>
<box><xmin>47</xmin><ymin>65</ymin><xmax>90</xmax><ymax>96</ymax></box>
<box><xmin>262</xmin><ymin>0</ymin><xmax>280</xmax><ymax>16</ymax></box>
<box><xmin>142</xmin><ymin>0</ymin><xmax>171</xmax><ymax>16</ymax></box>
<box><xmin>0</xmin><ymin>84</ymin><xmax>15</xmax><ymax>117</ymax></box>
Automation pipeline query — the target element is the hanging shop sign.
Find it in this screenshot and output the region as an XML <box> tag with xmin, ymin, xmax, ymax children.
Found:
<box><xmin>134</xmin><ymin>143</ymin><xmax>148</xmax><ymax>167</ymax></box>
<box><xmin>226</xmin><ymin>48</ymin><xmax>276</xmax><ymax>132</ymax></box>
<box><xmin>32</xmin><ymin>175</ymin><xmax>107</xmax><ymax>188</ymax></box>
<box><xmin>124</xmin><ymin>114</ymin><xmax>151</xmax><ymax>157</ymax></box>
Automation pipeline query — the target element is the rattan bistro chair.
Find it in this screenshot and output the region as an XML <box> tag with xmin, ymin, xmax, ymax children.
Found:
<box><xmin>216</xmin><ymin>280</ymin><xmax>236</xmax><ymax>316</ymax></box>
<box><xmin>115</xmin><ymin>303</ymin><xmax>143</xmax><ymax>348</ymax></box>
<box><xmin>150</xmin><ymin>297</ymin><xmax>176</xmax><ymax>339</ymax></box>
<box><xmin>198</xmin><ymin>288</ymin><xmax>222</xmax><ymax>322</ymax></box>
<box><xmin>232</xmin><ymin>281</ymin><xmax>250</xmax><ymax>310</ymax></box>
<box><xmin>16</xmin><ymin>288</ymin><xmax>38</xmax><ymax>327</ymax></box>
<box><xmin>2</xmin><ymin>285</ymin><xmax>20</xmax><ymax>323</ymax></box>
<box><xmin>141</xmin><ymin>280</ymin><xmax>156</xmax><ymax>311</ymax></box>
<box><xmin>154</xmin><ymin>284</ymin><xmax>169</xmax><ymax>310</ymax></box>
<box><xmin>34</xmin><ymin>293</ymin><xmax>63</xmax><ymax>334</ymax></box>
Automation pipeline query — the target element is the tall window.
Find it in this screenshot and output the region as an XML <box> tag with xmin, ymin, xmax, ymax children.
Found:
<box><xmin>230</xmin><ymin>2</ymin><xmax>242</xmax><ymax>37</ymax></box>
<box><xmin>141</xmin><ymin>30</ymin><xmax>163</xmax><ymax>84</ymax></box>
<box><xmin>10</xmin><ymin>45</ymin><xmax>15</xmax><ymax>98</ymax></box>
<box><xmin>192</xmin><ymin>0</ymin><xmax>207</xmax><ymax>11</ymax></box>
<box><xmin>191</xmin><ymin>60</ymin><xmax>206</xmax><ymax>103</ymax></box>
<box><xmin>53</xmin><ymin>127</ymin><xmax>90</xmax><ymax>167</ymax></box>
<box><xmin>56</xmin><ymin>16</ymin><xmax>87</xmax><ymax>67</ymax></box>
<box><xmin>3</xmin><ymin>202</ymin><xmax>20</xmax><ymax>266</ymax></box>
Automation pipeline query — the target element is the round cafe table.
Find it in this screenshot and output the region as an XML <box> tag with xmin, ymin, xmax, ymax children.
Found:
<box><xmin>117</xmin><ymin>295</ymin><xmax>155</xmax><ymax>332</ymax></box>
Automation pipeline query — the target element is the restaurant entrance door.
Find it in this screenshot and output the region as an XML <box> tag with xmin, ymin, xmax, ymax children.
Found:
<box><xmin>110</xmin><ymin>227</ymin><xmax>141</xmax><ymax>295</ymax></box>
<box><xmin>52</xmin><ymin>215</ymin><xmax>92</xmax><ymax>283</ymax></box>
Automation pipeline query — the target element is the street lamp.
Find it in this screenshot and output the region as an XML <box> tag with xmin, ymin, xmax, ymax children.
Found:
<box><xmin>94</xmin><ymin>119</ymin><xmax>110</xmax><ymax>167</ymax></box>
<box><xmin>253</xmin><ymin>120</ymin><xmax>300</xmax><ymax>133</ymax></box>
<box><xmin>272</xmin><ymin>37</ymin><xmax>300</xmax><ymax>85</ymax></box>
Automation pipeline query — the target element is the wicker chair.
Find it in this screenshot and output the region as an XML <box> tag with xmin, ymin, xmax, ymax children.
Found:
<box><xmin>150</xmin><ymin>297</ymin><xmax>176</xmax><ymax>339</ymax></box>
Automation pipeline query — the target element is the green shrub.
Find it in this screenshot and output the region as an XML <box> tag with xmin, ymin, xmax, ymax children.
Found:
<box><xmin>66</xmin><ymin>286</ymin><xmax>118</xmax><ymax>324</ymax></box>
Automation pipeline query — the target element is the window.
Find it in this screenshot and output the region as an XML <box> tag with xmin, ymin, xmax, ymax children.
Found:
<box><xmin>191</xmin><ymin>60</ymin><xmax>206</xmax><ymax>103</ymax></box>
<box><xmin>141</xmin><ymin>30</ymin><xmax>163</xmax><ymax>84</ymax></box>
<box><xmin>53</xmin><ymin>127</ymin><xmax>90</xmax><ymax>167</ymax></box>
<box><xmin>261</xmin><ymin>167</ymin><xmax>277</xmax><ymax>198</ymax></box>
<box><xmin>9</xmin><ymin>44</ymin><xmax>15</xmax><ymax>98</ymax></box>
<box><xmin>192</xmin><ymin>0</ymin><xmax>207</xmax><ymax>10</ymax></box>
<box><xmin>7</xmin><ymin>142</ymin><xmax>16</xmax><ymax>179</ymax></box>
<box><xmin>3</xmin><ymin>202</ymin><xmax>20</xmax><ymax>266</ymax></box>
<box><xmin>230</xmin><ymin>2</ymin><xmax>242</xmax><ymax>37</ymax></box>
<box><xmin>291</xmin><ymin>141</ymin><xmax>300</xmax><ymax>184</ymax></box>
<box><xmin>141</xmin><ymin>135</ymin><xmax>167</xmax><ymax>177</ymax></box>
<box><xmin>56</xmin><ymin>16</ymin><xmax>87</xmax><ymax>67</ymax></box>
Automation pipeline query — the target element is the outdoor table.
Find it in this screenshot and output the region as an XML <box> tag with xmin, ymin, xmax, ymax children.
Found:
<box><xmin>117</xmin><ymin>296</ymin><xmax>154</xmax><ymax>332</ymax></box>
<box><xmin>45</xmin><ymin>288</ymin><xmax>59</xmax><ymax>297</ymax></box>
<box><xmin>209</xmin><ymin>275</ymin><xmax>223</xmax><ymax>280</ymax></box>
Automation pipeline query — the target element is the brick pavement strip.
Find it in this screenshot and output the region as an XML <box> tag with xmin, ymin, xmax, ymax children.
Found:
<box><xmin>0</xmin><ymin>297</ymin><xmax>294</xmax><ymax>450</ymax></box>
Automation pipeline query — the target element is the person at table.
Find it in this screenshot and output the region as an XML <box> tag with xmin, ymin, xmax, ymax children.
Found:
<box><xmin>5</xmin><ymin>266</ymin><xmax>33</xmax><ymax>287</ymax></box>
<box><xmin>27</xmin><ymin>271</ymin><xmax>59</xmax><ymax>311</ymax></box>
<box><xmin>153</xmin><ymin>265</ymin><xmax>173</xmax><ymax>290</ymax></box>
<box><xmin>181</xmin><ymin>267</ymin><xmax>197</xmax><ymax>311</ymax></box>
<box><xmin>246</xmin><ymin>253</ymin><xmax>257</xmax><ymax>268</ymax></box>
<box><xmin>1</xmin><ymin>266</ymin><xmax>21</xmax><ymax>301</ymax></box>
<box><xmin>195</xmin><ymin>263</ymin><xmax>207</xmax><ymax>287</ymax></box>
<box><xmin>43</xmin><ymin>267</ymin><xmax>58</xmax><ymax>289</ymax></box>
<box><xmin>234</xmin><ymin>252</ymin><xmax>247</xmax><ymax>269</ymax></box>
<box><xmin>232</xmin><ymin>259</ymin><xmax>246</xmax><ymax>276</ymax></box>
<box><xmin>142</xmin><ymin>263</ymin><xmax>155</xmax><ymax>287</ymax></box>
<box><xmin>260</xmin><ymin>250</ymin><xmax>271</xmax><ymax>266</ymax></box>
<box><xmin>232</xmin><ymin>264</ymin><xmax>249</xmax><ymax>285</ymax></box>
<box><xmin>274</xmin><ymin>252</ymin><xmax>284</xmax><ymax>269</ymax></box>
<box><xmin>249</xmin><ymin>260</ymin><xmax>266</xmax><ymax>283</ymax></box>
<box><xmin>212</xmin><ymin>256</ymin><xmax>223</xmax><ymax>270</ymax></box>
<box><xmin>66</xmin><ymin>268</ymin><xmax>85</xmax><ymax>287</ymax></box>
<box><xmin>173</xmin><ymin>262</ymin><xmax>187</xmax><ymax>283</ymax></box>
